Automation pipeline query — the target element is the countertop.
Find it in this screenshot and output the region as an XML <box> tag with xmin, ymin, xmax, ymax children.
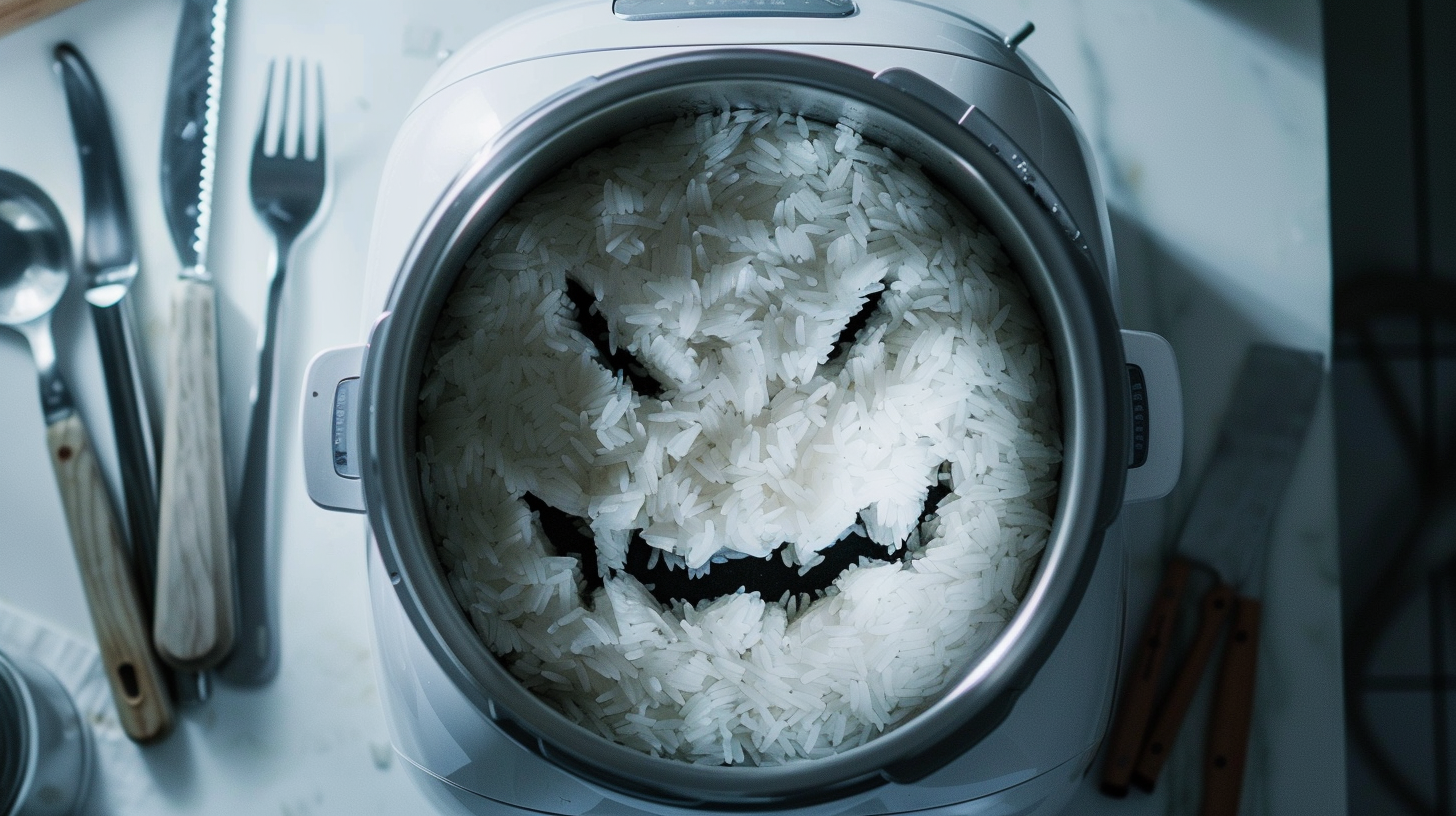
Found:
<box><xmin>0</xmin><ymin>0</ymin><xmax>1342</xmax><ymax>813</ymax></box>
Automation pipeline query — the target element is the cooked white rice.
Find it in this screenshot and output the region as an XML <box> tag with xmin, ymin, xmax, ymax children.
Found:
<box><xmin>418</xmin><ymin>109</ymin><xmax>1061</xmax><ymax>765</ymax></box>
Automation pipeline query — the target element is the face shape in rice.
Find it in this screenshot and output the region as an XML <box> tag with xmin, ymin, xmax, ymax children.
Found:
<box><xmin>418</xmin><ymin>109</ymin><xmax>1062</xmax><ymax>766</ymax></box>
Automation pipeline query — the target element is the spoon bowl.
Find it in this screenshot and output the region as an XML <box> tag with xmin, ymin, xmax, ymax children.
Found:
<box><xmin>0</xmin><ymin>170</ymin><xmax>70</xmax><ymax>329</ymax></box>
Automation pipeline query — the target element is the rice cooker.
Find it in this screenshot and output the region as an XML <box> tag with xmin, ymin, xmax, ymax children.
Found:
<box><xmin>300</xmin><ymin>2</ymin><xmax>1183</xmax><ymax>814</ymax></box>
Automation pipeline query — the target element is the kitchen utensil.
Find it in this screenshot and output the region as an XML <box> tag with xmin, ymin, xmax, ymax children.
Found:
<box><xmin>300</xmin><ymin>10</ymin><xmax>1187</xmax><ymax>808</ymax></box>
<box><xmin>53</xmin><ymin>42</ymin><xmax>211</xmax><ymax>708</ymax></box>
<box><xmin>0</xmin><ymin>0</ymin><xmax>86</xmax><ymax>36</ymax></box>
<box><xmin>154</xmin><ymin>0</ymin><xmax>235</xmax><ymax>672</ymax></box>
<box><xmin>1100</xmin><ymin>344</ymin><xmax>1323</xmax><ymax>810</ymax></box>
<box><xmin>54</xmin><ymin>41</ymin><xmax>159</xmax><ymax>653</ymax></box>
<box><xmin>0</xmin><ymin>648</ymin><xmax>93</xmax><ymax>816</ymax></box>
<box><xmin>0</xmin><ymin>169</ymin><xmax>173</xmax><ymax>742</ymax></box>
<box><xmin>222</xmin><ymin>57</ymin><xmax>328</xmax><ymax>686</ymax></box>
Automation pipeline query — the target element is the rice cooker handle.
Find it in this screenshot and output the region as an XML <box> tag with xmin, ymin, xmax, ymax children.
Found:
<box><xmin>301</xmin><ymin>344</ymin><xmax>367</xmax><ymax>513</ymax></box>
<box><xmin>1121</xmin><ymin>330</ymin><xmax>1182</xmax><ymax>503</ymax></box>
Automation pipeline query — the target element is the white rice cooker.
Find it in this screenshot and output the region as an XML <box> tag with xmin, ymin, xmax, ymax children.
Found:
<box><xmin>301</xmin><ymin>2</ymin><xmax>1183</xmax><ymax>814</ymax></box>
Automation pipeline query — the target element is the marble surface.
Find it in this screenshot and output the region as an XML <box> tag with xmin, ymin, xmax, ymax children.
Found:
<box><xmin>992</xmin><ymin>4</ymin><xmax>1344</xmax><ymax>814</ymax></box>
<box><xmin>0</xmin><ymin>0</ymin><xmax>1341</xmax><ymax>813</ymax></box>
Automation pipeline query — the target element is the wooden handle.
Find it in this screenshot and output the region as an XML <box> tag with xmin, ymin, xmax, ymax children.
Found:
<box><xmin>1201</xmin><ymin>597</ymin><xmax>1262</xmax><ymax>816</ymax></box>
<box><xmin>0</xmin><ymin>0</ymin><xmax>87</xmax><ymax>35</ymax></box>
<box><xmin>46</xmin><ymin>413</ymin><xmax>174</xmax><ymax>742</ymax></box>
<box><xmin>1100</xmin><ymin>557</ymin><xmax>1192</xmax><ymax>796</ymax></box>
<box><xmin>154</xmin><ymin>279</ymin><xmax>235</xmax><ymax>670</ymax></box>
<box><xmin>1133</xmin><ymin>581</ymin><xmax>1235</xmax><ymax>790</ymax></box>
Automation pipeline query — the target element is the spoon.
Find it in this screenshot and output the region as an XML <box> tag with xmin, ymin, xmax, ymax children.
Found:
<box><xmin>0</xmin><ymin>169</ymin><xmax>173</xmax><ymax>742</ymax></box>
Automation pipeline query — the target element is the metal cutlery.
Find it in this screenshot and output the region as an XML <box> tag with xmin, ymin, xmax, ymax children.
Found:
<box><xmin>54</xmin><ymin>41</ymin><xmax>159</xmax><ymax>647</ymax></box>
<box><xmin>221</xmin><ymin>58</ymin><xmax>328</xmax><ymax>685</ymax></box>
<box><xmin>1101</xmin><ymin>344</ymin><xmax>1324</xmax><ymax>815</ymax></box>
<box><xmin>0</xmin><ymin>168</ymin><xmax>173</xmax><ymax>742</ymax></box>
<box><xmin>53</xmin><ymin>41</ymin><xmax>211</xmax><ymax>706</ymax></box>
<box><xmin>154</xmin><ymin>0</ymin><xmax>235</xmax><ymax>672</ymax></box>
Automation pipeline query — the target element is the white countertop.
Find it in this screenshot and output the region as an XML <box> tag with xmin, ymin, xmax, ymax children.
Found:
<box><xmin>0</xmin><ymin>0</ymin><xmax>1342</xmax><ymax>814</ymax></box>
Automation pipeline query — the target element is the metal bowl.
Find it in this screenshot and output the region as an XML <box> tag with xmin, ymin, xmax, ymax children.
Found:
<box><xmin>359</xmin><ymin>49</ymin><xmax>1128</xmax><ymax>810</ymax></box>
<box><xmin>0</xmin><ymin>650</ymin><xmax>93</xmax><ymax>816</ymax></box>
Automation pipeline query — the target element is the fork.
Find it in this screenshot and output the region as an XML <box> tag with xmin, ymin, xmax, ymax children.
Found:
<box><xmin>219</xmin><ymin>58</ymin><xmax>327</xmax><ymax>685</ymax></box>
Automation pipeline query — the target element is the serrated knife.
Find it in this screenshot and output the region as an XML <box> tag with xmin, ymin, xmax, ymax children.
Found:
<box><xmin>153</xmin><ymin>0</ymin><xmax>236</xmax><ymax>672</ymax></box>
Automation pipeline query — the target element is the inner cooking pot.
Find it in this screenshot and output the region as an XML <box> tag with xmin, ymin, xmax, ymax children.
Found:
<box><xmin>359</xmin><ymin>49</ymin><xmax>1129</xmax><ymax>810</ymax></box>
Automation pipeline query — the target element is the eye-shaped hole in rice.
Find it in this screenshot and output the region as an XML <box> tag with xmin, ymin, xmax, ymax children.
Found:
<box><xmin>417</xmin><ymin>108</ymin><xmax>1061</xmax><ymax>766</ymax></box>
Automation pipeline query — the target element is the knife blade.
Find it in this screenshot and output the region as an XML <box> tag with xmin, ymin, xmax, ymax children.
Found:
<box><xmin>1173</xmin><ymin>346</ymin><xmax>1324</xmax><ymax>586</ymax></box>
<box><xmin>153</xmin><ymin>0</ymin><xmax>236</xmax><ymax>672</ymax></box>
<box><xmin>53</xmin><ymin>42</ymin><xmax>211</xmax><ymax>706</ymax></box>
<box><xmin>159</xmin><ymin>0</ymin><xmax>224</xmax><ymax>273</ymax></box>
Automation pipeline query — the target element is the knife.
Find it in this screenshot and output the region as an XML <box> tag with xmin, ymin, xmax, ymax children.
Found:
<box><xmin>153</xmin><ymin>0</ymin><xmax>236</xmax><ymax>672</ymax></box>
<box><xmin>54</xmin><ymin>43</ymin><xmax>159</xmax><ymax>628</ymax></box>
<box><xmin>1099</xmin><ymin>345</ymin><xmax>1323</xmax><ymax>807</ymax></box>
<box><xmin>53</xmin><ymin>43</ymin><xmax>212</xmax><ymax>707</ymax></box>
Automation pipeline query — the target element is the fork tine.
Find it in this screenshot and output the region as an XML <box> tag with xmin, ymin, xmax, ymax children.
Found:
<box><xmin>294</xmin><ymin>59</ymin><xmax>310</xmax><ymax>161</ymax></box>
<box><xmin>252</xmin><ymin>59</ymin><xmax>275</xmax><ymax>162</ymax></box>
<box><xmin>278</xmin><ymin>57</ymin><xmax>294</xmax><ymax>158</ymax></box>
<box><xmin>313</xmin><ymin>63</ymin><xmax>326</xmax><ymax>164</ymax></box>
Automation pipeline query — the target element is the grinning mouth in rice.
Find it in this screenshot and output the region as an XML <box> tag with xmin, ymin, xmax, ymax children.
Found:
<box><xmin>417</xmin><ymin>109</ymin><xmax>1061</xmax><ymax>765</ymax></box>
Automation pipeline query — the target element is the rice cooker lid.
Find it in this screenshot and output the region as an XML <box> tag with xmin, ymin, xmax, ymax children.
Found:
<box><xmin>364</xmin><ymin>49</ymin><xmax>1128</xmax><ymax>810</ymax></box>
<box><xmin>413</xmin><ymin>0</ymin><xmax>1063</xmax><ymax>111</ymax></box>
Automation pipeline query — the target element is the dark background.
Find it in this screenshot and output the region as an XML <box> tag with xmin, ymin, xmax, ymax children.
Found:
<box><xmin>1326</xmin><ymin>0</ymin><xmax>1456</xmax><ymax>811</ymax></box>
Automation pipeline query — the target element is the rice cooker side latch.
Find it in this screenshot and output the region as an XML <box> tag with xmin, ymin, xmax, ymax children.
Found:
<box><xmin>1121</xmin><ymin>330</ymin><xmax>1181</xmax><ymax>503</ymax></box>
<box><xmin>302</xmin><ymin>344</ymin><xmax>367</xmax><ymax>513</ymax></box>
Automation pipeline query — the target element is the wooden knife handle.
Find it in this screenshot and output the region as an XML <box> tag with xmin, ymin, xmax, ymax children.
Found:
<box><xmin>46</xmin><ymin>413</ymin><xmax>174</xmax><ymax>742</ymax></box>
<box><xmin>1133</xmin><ymin>581</ymin><xmax>1235</xmax><ymax>790</ymax></box>
<box><xmin>1101</xmin><ymin>556</ymin><xmax>1192</xmax><ymax>796</ymax></box>
<box><xmin>0</xmin><ymin>0</ymin><xmax>88</xmax><ymax>36</ymax></box>
<box><xmin>1201</xmin><ymin>596</ymin><xmax>1262</xmax><ymax>816</ymax></box>
<box><xmin>154</xmin><ymin>279</ymin><xmax>235</xmax><ymax>671</ymax></box>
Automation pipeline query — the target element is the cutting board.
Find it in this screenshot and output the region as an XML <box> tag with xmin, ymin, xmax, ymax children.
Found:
<box><xmin>0</xmin><ymin>0</ymin><xmax>88</xmax><ymax>36</ymax></box>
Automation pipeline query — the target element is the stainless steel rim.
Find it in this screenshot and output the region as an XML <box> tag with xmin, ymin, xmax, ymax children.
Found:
<box><xmin>363</xmin><ymin>48</ymin><xmax>1127</xmax><ymax>809</ymax></box>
